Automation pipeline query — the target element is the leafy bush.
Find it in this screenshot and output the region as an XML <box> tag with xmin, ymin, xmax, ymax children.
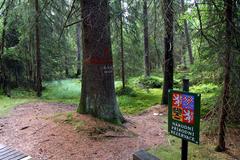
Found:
<box><xmin>191</xmin><ymin>83</ymin><xmax>220</xmax><ymax>116</ymax></box>
<box><xmin>116</xmin><ymin>86</ymin><xmax>137</xmax><ymax>97</ymax></box>
<box><xmin>190</xmin><ymin>83</ymin><xmax>219</xmax><ymax>94</ymax></box>
<box><xmin>138</xmin><ymin>76</ymin><xmax>162</xmax><ymax>88</ymax></box>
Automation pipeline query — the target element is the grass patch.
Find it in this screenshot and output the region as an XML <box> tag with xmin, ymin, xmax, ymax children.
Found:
<box><xmin>41</xmin><ymin>78</ymin><xmax>162</xmax><ymax>115</ymax></box>
<box><xmin>149</xmin><ymin>116</ymin><xmax>234</xmax><ymax>160</ymax></box>
<box><xmin>149</xmin><ymin>138</ymin><xmax>232</xmax><ymax>160</ymax></box>
<box><xmin>0</xmin><ymin>77</ymin><xmax>218</xmax><ymax>116</ymax></box>
<box><xmin>0</xmin><ymin>88</ymin><xmax>36</xmax><ymax>116</ymax></box>
<box><xmin>41</xmin><ymin>79</ymin><xmax>81</xmax><ymax>104</ymax></box>
<box><xmin>118</xmin><ymin>88</ymin><xmax>161</xmax><ymax>114</ymax></box>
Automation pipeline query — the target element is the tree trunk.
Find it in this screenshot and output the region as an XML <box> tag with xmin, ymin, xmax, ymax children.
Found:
<box><xmin>153</xmin><ymin>0</ymin><xmax>162</xmax><ymax>70</ymax></box>
<box><xmin>65</xmin><ymin>56</ymin><xmax>69</xmax><ymax>78</ymax></box>
<box><xmin>216</xmin><ymin>0</ymin><xmax>233</xmax><ymax>152</ymax></box>
<box><xmin>35</xmin><ymin>0</ymin><xmax>42</xmax><ymax>97</ymax></box>
<box><xmin>181</xmin><ymin>0</ymin><xmax>194</xmax><ymax>64</ymax></box>
<box><xmin>78</xmin><ymin>0</ymin><xmax>125</xmax><ymax>124</ymax></box>
<box><xmin>161</xmin><ymin>0</ymin><xmax>174</xmax><ymax>105</ymax></box>
<box><xmin>120</xmin><ymin>0</ymin><xmax>125</xmax><ymax>89</ymax></box>
<box><xmin>143</xmin><ymin>0</ymin><xmax>150</xmax><ymax>77</ymax></box>
<box><xmin>181</xmin><ymin>31</ymin><xmax>187</xmax><ymax>69</ymax></box>
<box><xmin>0</xmin><ymin>0</ymin><xmax>10</xmax><ymax>96</ymax></box>
<box><xmin>0</xmin><ymin>8</ymin><xmax>7</xmax><ymax>91</ymax></box>
<box><xmin>76</xmin><ymin>22</ymin><xmax>81</xmax><ymax>77</ymax></box>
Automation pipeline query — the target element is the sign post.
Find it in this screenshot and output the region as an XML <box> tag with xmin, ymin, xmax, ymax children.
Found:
<box><xmin>168</xmin><ymin>79</ymin><xmax>201</xmax><ymax>160</ymax></box>
<box><xmin>182</xmin><ymin>78</ymin><xmax>189</xmax><ymax>160</ymax></box>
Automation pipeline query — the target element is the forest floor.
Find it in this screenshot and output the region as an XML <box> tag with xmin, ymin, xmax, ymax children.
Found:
<box><xmin>0</xmin><ymin>102</ymin><xmax>167</xmax><ymax>160</ymax></box>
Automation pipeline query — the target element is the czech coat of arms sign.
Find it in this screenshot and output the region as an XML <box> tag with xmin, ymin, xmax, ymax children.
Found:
<box><xmin>168</xmin><ymin>90</ymin><xmax>201</xmax><ymax>144</ymax></box>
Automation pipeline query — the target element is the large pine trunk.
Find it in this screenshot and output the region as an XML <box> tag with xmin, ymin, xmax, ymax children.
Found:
<box><xmin>161</xmin><ymin>0</ymin><xmax>174</xmax><ymax>105</ymax></box>
<box><xmin>78</xmin><ymin>0</ymin><xmax>125</xmax><ymax>123</ymax></box>
<box><xmin>35</xmin><ymin>0</ymin><xmax>42</xmax><ymax>97</ymax></box>
<box><xmin>143</xmin><ymin>0</ymin><xmax>150</xmax><ymax>77</ymax></box>
<box><xmin>216</xmin><ymin>0</ymin><xmax>233</xmax><ymax>152</ymax></box>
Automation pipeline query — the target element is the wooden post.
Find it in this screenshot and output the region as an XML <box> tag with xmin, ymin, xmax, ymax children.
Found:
<box><xmin>182</xmin><ymin>78</ymin><xmax>189</xmax><ymax>160</ymax></box>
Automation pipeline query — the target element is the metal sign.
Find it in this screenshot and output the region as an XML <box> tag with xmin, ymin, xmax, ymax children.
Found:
<box><xmin>168</xmin><ymin>90</ymin><xmax>201</xmax><ymax>144</ymax></box>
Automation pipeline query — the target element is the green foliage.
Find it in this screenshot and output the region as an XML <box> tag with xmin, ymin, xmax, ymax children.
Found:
<box><xmin>137</xmin><ymin>76</ymin><xmax>162</xmax><ymax>88</ymax></box>
<box><xmin>118</xmin><ymin>88</ymin><xmax>161</xmax><ymax>114</ymax></box>
<box><xmin>41</xmin><ymin>79</ymin><xmax>81</xmax><ymax>104</ymax></box>
<box><xmin>191</xmin><ymin>83</ymin><xmax>219</xmax><ymax>94</ymax></box>
<box><xmin>189</xmin><ymin>60</ymin><xmax>222</xmax><ymax>85</ymax></box>
<box><xmin>191</xmin><ymin>83</ymin><xmax>220</xmax><ymax>116</ymax></box>
<box><xmin>2</xmin><ymin>49</ymin><xmax>24</xmax><ymax>80</ymax></box>
<box><xmin>116</xmin><ymin>86</ymin><xmax>137</xmax><ymax>97</ymax></box>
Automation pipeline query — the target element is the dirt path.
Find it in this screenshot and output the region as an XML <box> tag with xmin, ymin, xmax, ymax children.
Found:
<box><xmin>0</xmin><ymin>102</ymin><xmax>167</xmax><ymax>160</ymax></box>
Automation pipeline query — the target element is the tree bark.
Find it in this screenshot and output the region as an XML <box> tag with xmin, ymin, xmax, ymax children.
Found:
<box><xmin>216</xmin><ymin>0</ymin><xmax>233</xmax><ymax>152</ymax></box>
<box><xmin>78</xmin><ymin>0</ymin><xmax>125</xmax><ymax>124</ymax></box>
<box><xmin>35</xmin><ymin>0</ymin><xmax>42</xmax><ymax>97</ymax></box>
<box><xmin>0</xmin><ymin>0</ymin><xmax>11</xmax><ymax>96</ymax></box>
<box><xmin>143</xmin><ymin>0</ymin><xmax>150</xmax><ymax>77</ymax></box>
<box><xmin>120</xmin><ymin>0</ymin><xmax>125</xmax><ymax>89</ymax></box>
<box><xmin>65</xmin><ymin>56</ymin><xmax>69</xmax><ymax>78</ymax></box>
<box><xmin>0</xmin><ymin>7</ymin><xmax>7</xmax><ymax>90</ymax></box>
<box><xmin>161</xmin><ymin>0</ymin><xmax>174</xmax><ymax>105</ymax></box>
<box><xmin>153</xmin><ymin>0</ymin><xmax>162</xmax><ymax>70</ymax></box>
<box><xmin>181</xmin><ymin>0</ymin><xmax>194</xmax><ymax>64</ymax></box>
<box><xmin>181</xmin><ymin>31</ymin><xmax>187</xmax><ymax>69</ymax></box>
<box><xmin>76</xmin><ymin>22</ymin><xmax>82</xmax><ymax>77</ymax></box>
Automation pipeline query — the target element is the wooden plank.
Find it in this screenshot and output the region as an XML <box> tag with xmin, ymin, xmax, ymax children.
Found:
<box><xmin>0</xmin><ymin>150</ymin><xmax>22</xmax><ymax>160</ymax></box>
<box><xmin>20</xmin><ymin>156</ymin><xmax>32</xmax><ymax>160</ymax></box>
<box><xmin>0</xmin><ymin>147</ymin><xmax>12</xmax><ymax>154</ymax></box>
<box><xmin>0</xmin><ymin>144</ymin><xmax>6</xmax><ymax>150</ymax></box>
<box><xmin>8</xmin><ymin>154</ymin><xmax>28</xmax><ymax>160</ymax></box>
<box><xmin>133</xmin><ymin>150</ymin><xmax>160</xmax><ymax>160</ymax></box>
<box><xmin>0</xmin><ymin>144</ymin><xmax>31</xmax><ymax>160</ymax></box>
<box><xmin>5</xmin><ymin>152</ymin><xmax>26</xmax><ymax>160</ymax></box>
<box><xmin>0</xmin><ymin>150</ymin><xmax>19</xmax><ymax>159</ymax></box>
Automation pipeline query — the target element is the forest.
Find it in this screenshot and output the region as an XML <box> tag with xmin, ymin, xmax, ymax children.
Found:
<box><xmin>0</xmin><ymin>0</ymin><xmax>239</xmax><ymax>159</ymax></box>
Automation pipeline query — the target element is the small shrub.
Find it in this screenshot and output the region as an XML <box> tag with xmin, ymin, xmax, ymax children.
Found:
<box><xmin>138</xmin><ymin>76</ymin><xmax>162</xmax><ymax>88</ymax></box>
<box><xmin>191</xmin><ymin>83</ymin><xmax>219</xmax><ymax>94</ymax></box>
<box><xmin>116</xmin><ymin>86</ymin><xmax>137</xmax><ymax>97</ymax></box>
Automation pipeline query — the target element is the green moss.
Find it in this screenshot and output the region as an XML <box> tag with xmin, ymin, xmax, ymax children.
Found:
<box><xmin>52</xmin><ymin>112</ymin><xmax>85</xmax><ymax>132</ymax></box>
<box><xmin>116</xmin><ymin>86</ymin><xmax>137</xmax><ymax>97</ymax></box>
<box><xmin>118</xmin><ymin>88</ymin><xmax>161</xmax><ymax>114</ymax></box>
<box><xmin>137</xmin><ymin>76</ymin><xmax>162</xmax><ymax>88</ymax></box>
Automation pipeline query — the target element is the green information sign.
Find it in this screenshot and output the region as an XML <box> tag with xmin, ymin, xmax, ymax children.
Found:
<box><xmin>168</xmin><ymin>90</ymin><xmax>201</xmax><ymax>144</ymax></box>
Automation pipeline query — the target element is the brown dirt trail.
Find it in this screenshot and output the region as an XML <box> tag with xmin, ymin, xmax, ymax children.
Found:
<box><xmin>0</xmin><ymin>102</ymin><xmax>166</xmax><ymax>160</ymax></box>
